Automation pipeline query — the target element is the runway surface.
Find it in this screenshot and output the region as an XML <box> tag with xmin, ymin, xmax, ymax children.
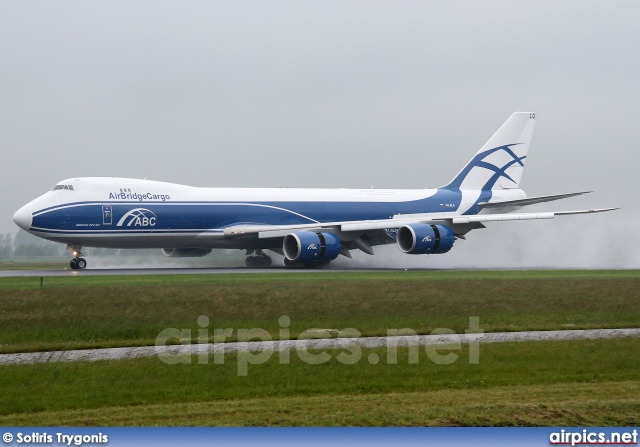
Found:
<box><xmin>1</xmin><ymin>328</ymin><xmax>638</xmax><ymax>366</ymax></box>
<box><xmin>0</xmin><ymin>266</ymin><xmax>456</xmax><ymax>277</ymax></box>
<box><xmin>0</xmin><ymin>267</ymin><xmax>301</xmax><ymax>277</ymax></box>
<box><xmin>1</xmin><ymin>265</ymin><xmax>618</xmax><ymax>277</ymax></box>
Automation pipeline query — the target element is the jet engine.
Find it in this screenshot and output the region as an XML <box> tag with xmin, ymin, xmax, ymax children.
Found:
<box><xmin>161</xmin><ymin>248</ymin><xmax>212</xmax><ymax>258</ymax></box>
<box><xmin>283</xmin><ymin>231</ymin><xmax>342</xmax><ymax>262</ymax></box>
<box><xmin>396</xmin><ymin>223</ymin><xmax>455</xmax><ymax>254</ymax></box>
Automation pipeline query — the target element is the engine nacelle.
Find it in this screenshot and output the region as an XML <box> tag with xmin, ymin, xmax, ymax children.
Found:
<box><xmin>283</xmin><ymin>231</ymin><xmax>342</xmax><ymax>262</ymax></box>
<box><xmin>161</xmin><ymin>248</ymin><xmax>212</xmax><ymax>258</ymax></box>
<box><xmin>396</xmin><ymin>224</ymin><xmax>455</xmax><ymax>255</ymax></box>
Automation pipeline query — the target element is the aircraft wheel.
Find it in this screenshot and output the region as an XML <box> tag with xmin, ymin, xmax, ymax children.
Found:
<box><xmin>70</xmin><ymin>259</ymin><xmax>79</xmax><ymax>270</ymax></box>
<box><xmin>303</xmin><ymin>260</ymin><xmax>331</xmax><ymax>269</ymax></box>
<box><xmin>285</xmin><ymin>258</ymin><xmax>328</xmax><ymax>268</ymax></box>
<box><xmin>246</xmin><ymin>256</ymin><xmax>272</xmax><ymax>268</ymax></box>
<box><xmin>77</xmin><ymin>258</ymin><xmax>87</xmax><ymax>269</ymax></box>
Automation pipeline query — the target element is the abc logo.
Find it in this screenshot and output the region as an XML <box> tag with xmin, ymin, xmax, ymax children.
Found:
<box><xmin>116</xmin><ymin>208</ymin><xmax>158</xmax><ymax>227</ymax></box>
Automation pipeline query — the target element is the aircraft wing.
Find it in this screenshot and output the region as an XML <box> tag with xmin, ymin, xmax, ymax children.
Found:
<box><xmin>338</xmin><ymin>208</ymin><xmax>617</xmax><ymax>231</ymax></box>
<box><xmin>223</xmin><ymin>208</ymin><xmax>618</xmax><ymax>239</ymax></box>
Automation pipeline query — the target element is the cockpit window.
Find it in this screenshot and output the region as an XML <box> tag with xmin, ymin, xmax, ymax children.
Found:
<box><xmin>52</xmin><ymin>185</ymin><xmax>74</xmax><ymax>191</ymax></box>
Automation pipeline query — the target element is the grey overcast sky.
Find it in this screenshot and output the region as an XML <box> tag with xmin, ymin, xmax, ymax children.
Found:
<box><xmin>1</xmin><ymin>1</ymin><xmax>639</xmax><ymax>267</ymax></box>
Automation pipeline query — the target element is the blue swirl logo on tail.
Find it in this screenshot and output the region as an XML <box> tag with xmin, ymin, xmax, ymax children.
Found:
<box><xmin>444</xmin><ymin>144</ymin><xmax>526</xmax><ymax>191</ymax></box>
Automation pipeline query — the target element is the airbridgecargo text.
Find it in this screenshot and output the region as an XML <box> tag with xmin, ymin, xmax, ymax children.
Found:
<box><xmin>109</xmin><ymin>192</ymin><xmax>170</xmax><ymax>201</ymax></box>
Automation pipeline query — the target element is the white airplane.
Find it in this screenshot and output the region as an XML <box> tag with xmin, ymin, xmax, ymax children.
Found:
<box><xmin>13</xmin><ymin>112</ymin><xmax>616</xmax><ymax>269</ymax></box>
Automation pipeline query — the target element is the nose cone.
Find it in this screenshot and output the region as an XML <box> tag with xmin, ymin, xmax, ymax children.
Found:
<box><xmin>13</xmin><ymin>205</ymin><xmax>32</xmax><ymax>231</ymax></box>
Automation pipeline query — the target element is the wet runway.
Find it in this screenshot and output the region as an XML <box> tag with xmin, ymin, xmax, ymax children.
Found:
<box><xmin>0</xmin><ymin>267</ymin><xmax>296</xmax><ymax>277</ymax></box>
<box><xmin>0</xmin><ymin>266</ymin><xmax>449</xmax><ymax>277</ymax></box>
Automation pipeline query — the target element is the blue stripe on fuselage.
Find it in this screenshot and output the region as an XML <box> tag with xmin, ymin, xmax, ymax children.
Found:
<box><xmin>30</xmin><ymin>189</ymin><xmax>463</xmax><ymax>233</ymax></box>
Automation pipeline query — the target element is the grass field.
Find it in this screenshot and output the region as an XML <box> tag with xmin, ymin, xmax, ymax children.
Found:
<box><xmin>0</xmin><ymin>261</ymin><xmax>67</xmax><ymax>271</ymax></box>
<box><xmin>0</xmin><ymin>270</ymin><xmax>638</xmax><ymax>426</ymax></box>
<box><xmin>0</xmin><ymin>338</ymin><xmax>638</xmax><ymax>426</ymax></box>
<box><xmin>0</xmin><ymin>270</ymin><xmax>638</xmax><ymax>353</ymax></box>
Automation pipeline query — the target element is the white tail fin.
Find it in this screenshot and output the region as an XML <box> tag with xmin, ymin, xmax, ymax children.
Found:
<box><xmin>443</xmin><ymin>112</ymin><xmax>536</xmax><ymax>190</ymax></box>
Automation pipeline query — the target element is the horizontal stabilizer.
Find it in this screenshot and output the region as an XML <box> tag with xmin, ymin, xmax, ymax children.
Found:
<box><xmin>478</xmin><ymin>191</ymin><xmax>592</xmax><ymax>209</ymax></box>
<box><xmin>443</xmin><ymin>208</ymin><xmax>618</xmax><ymax>225</ymax></box>
<box><xmin>554</xmin><ymin>208</ymin><xmax>620</xmax><ymax>216</ymax></box>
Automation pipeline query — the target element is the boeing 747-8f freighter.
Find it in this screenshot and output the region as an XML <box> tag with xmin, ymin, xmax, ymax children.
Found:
<box><xmin>13</xmin><ymin>112</ymin><xmax>616</xmax><ymax>269</ymax></box>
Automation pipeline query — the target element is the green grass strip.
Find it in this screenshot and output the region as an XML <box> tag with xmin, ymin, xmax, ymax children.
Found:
<box><xmin>0</xmin><ymin>269</ymin><xmax>639</xmax><ymax>289</ymax></box>
<box><xmin>1</xmin><ymin>273</ymin><xmax>639</xmax><ymax>353</ymax></box>
<box><xmin>1</xmin><ymin>381</ymin><xmax>637</xmax><ymax>426</ymax></box>
<box><xmin>0</xmin><ymin>338</ymin><xmax>638</xmax><ymax>425</ymax></box>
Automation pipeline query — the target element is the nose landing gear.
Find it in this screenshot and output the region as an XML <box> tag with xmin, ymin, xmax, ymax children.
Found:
<box><xmin>68</xmin><ymin>246</ymin><xmax>87</xmax><ymax>270</ymax></box>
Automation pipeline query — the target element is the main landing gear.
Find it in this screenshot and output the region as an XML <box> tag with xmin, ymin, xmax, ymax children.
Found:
<box><xmin>284</xmin><ymin>259</ymin><xmax>331</xmax><ymax>269</ymax></box>
<box><xmin>69</xmin><ymin>246</ymin><xmax>87</xmax><ymax>270</ymax></box>
<box><xmin>244</xmin><ymin>249</ymin><xmax>272</xmax><ymax>268</ymax></box>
